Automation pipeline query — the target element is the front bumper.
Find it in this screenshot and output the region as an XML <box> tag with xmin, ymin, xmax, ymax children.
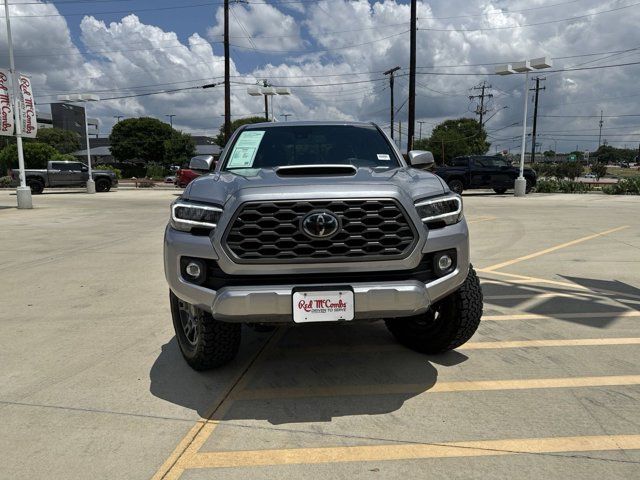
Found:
<box><xmin>164</xmin><ymin>219</ymin><xmax>470</xmax><ymax>323</ymax></box>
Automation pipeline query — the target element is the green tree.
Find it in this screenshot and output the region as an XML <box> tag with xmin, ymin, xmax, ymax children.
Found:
<box><xmin>36</xmin><ymin>128</ymin><xmax>81</xmax><ymax>154</ymax></box>
<box><xmin>413</xmin><ymin>118</ymin><xmax>489</xmax><ymax>164</ymax></box>
<box><xmin>214</xmin><ymin>116</ymin><xmax>267</xmax><ymax>147</ymax></box>
<box><xmin>543</xmin><ymin>150</ymin><xmax>555</xmax><ymax>158</ymax></box>
<box><xmin>568</xmin><ymin>150</ymin><xmax>584</xmax><ymax>161</ymax></box>
<box><xmin>0</xmin><ymin>142</ymin><xmax>59</xmax><ymax>174</ymax></box>
<box><xmin>164</xmin><ymin>131</ymin><xmax>196</xmax><ymax>165</ymax></box>
<box><xmin>556</xmin><ymin>161</ymin><xmax>584</xmax><ymax>180</ymax></box>
<box><xmin>590</xmin><ymin>162</ymin><xmax>607</xmax><ymax>180</ymax></box>
<box><xmin>109</xmin><ymin>117</ymin><xmax>174</xmax><ymax>163</ymax></box>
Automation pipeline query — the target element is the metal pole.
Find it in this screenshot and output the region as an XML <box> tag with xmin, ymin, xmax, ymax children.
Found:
<box><xmin>223</xmin><ymin>0</ymin><xmax>231</xmax><ymax>142</ymax></box>
<box><xmin>407</xmin><ymin>0</ymin><xmax>417</xmax><ymax>154</ymax></box>
<box><xmin>418</xmin><ymin>121</ymin><xmax>424</xmax><ymax>140</ymax></box>
<box><xmin>83</xmin><ymin>104</ymin><xmax>95</xmax><ymax>194</ymax></box>
<box><xmin>4</xmin><ymin>0</ymin><xmax>31</xmax><ymax>208</ymax></box>
<box><xmin>264</xmin><ymin>94</ymin><xmax>269</xmax><ymax>121</ymax></box>
<box><xmin>383</xmin><ymin>66</ymin><xmax>399</xmax><ymax>140</ymax></box>
<box><xmin>515</xmin><ymin>71</ymin><xmax>530</xmax><ymax>197</ymax></box>
<box><xmin>598</xmin><ymin>110</ymin><xmax>603</xmax><ymax>148</ymax></box>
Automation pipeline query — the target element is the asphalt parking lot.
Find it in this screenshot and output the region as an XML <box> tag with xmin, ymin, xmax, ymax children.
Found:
<box><xmin>1</xmin><ymin>188</ymin><xmax>639</xmax><ymax>479</ymax></box>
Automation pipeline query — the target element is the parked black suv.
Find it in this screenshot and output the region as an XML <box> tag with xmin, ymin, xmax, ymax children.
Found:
<box><xmin>434</xmin><ymin>155</ymin><xmax>536</xmax><ymax>194</ymax></box>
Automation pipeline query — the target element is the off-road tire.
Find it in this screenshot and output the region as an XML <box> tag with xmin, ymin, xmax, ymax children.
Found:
<box><xmin>385</xmin><ymin>266</ymin><xmax>483</xmax><ymax>353</ymax></box>
<box><xmin>170</xmin><ymin>291</ymin><xmax>241</xmax><ymax>370</ymax></box>
<box><xmin>447</xmin><ymin>178</ymin><xmax>464</xmax><ymax>194</ymax></box>
<box><xmin>493</xmin><ymin>187</ymin><xmax>507</xmax><ymax>194</ymax></box>
<box><xmin>95</xmin><ymin>178</ymin><xmax>111</xmax><ymax>192</ymax></box>
<box><xmin>27</xmin><ymin>178</ymin><xmax>44</xmax><ymax>194</ymax></box>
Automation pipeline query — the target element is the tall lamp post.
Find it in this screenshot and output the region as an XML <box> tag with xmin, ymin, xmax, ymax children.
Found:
<box><xmin>496</xmin><ymin>57</ymin><xmax>552</xmax><ymax>197</ymax></box>
<box><xmin>57</xmin><ymin>93</ymin><xmax>100</xmax><ymax>193</ymax></box>
<box><xmin>248</xmin><ymin>81</ymin><xmax>290</xmax><ymax>121</ymax></box>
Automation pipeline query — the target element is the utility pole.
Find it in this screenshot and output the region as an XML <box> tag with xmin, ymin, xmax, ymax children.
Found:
<box><xmin>398</xmin><ymin>120</ymin><xmax>402</xmax><ymax>150</ymax></box>
<box><xmin>469</xmin><ymin>81</ymin><xmax>493</xmax><ymax>126</ymax></box>
<box><xmin>280</xmin><ymin>113</ymin><xmax>292</xmax><ymax>121</ymax></box>
<box><xmin>529</xmin><ymin>76</ymin><xmax>545</xmax><ymax>164</ymax></box>
<box><xmin>598</xmin><ymin>110</ymin><xmax>604</xmax><ymax>148</ymax></box>
<box><xmin>418</xmin><ymin>120</ymin><xmax>425</xmax><ymax>140</ymax></box>
<box><xmin>114</xmin><ymin>115</ymin><xmax>124</xmax><ymax>123</ymax></box>
<box><xmin>223</xmin><ymin>0</ymin><xmax>231</xmax><ymax>142</ymax></box>
<box><xmin>383</xmin><ymin>66</ymin><xmax>400</xmax><ymax>140</ymax></box>
<box><xmin>165</xmin><ymin>114</ymin><xmax>175</xmax><ymax>128</ymax></box>
<box><xmin>4</xmin><ymin>0</ymin><xmax>31</xmax><ymax>208</ymax></box>
<box><xmin>441</xmin><ymin>139</ymin><xmax>445</xmax><ymax>164</ymax></box>
<box><xmin>262</xmin><ymin>80</ymin><xmax>270</xmax><ymax>121</ymax></box>
<box><xmin>407</xmin><ymin>0</ymin><xmax>417</xmax><ymax>154</ymax></box>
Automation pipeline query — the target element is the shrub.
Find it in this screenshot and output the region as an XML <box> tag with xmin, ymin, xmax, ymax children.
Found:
<box><xmin>137</xmin><ymin>178</ymin><xmax>155</xmax><ymax>188</ymax></box>
<box><xmin>95</xmin><ymin>164</ymin><xmax>122</xmax><ymax>179</ymax></box>
<box><xmin>534</xmin><ymin>178</ymin><xmax>593</xmax><ymax>193</ymax></box>
<box><xmin>603</xmin><ymin>176</ymin><xmax>640</xmax><ymax>195</ymax></box>
<box><xmin>0</xmin><ymin>175</ymin><xmax>12</xmax><ymax>188</ymax></box>
<box><xmin>556</xmin><ymin>161</ymin><xmax>584</xmax><ymax>180</ymax></box>
<box><xmin>145</xmin><ymin>163</ymin><xmax>166</xmax><ymax>180</ymax></box>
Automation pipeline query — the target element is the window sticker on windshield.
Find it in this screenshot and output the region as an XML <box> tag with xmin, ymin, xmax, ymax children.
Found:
<box><xmin>227</xmin><ymin>131</ymin><xmax>266</xmax><ymax>168</ymax></box>
<box><xmin>377</xmin><ymin>153</ymin><xmax>391</xmax><ymax>161</ymax></box>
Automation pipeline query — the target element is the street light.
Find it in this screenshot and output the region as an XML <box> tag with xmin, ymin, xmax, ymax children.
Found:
<box><xmin>57</xmin><ymin>93</ymin><xmax>100</xmax><ymax>194</ymax></box>
<box><xmin>248</xmin><ymin>81</ymin><xmax>290</xmax><ymax>121</ymax></box>
<box><xmin>496</xmin><ymin>57</ymin><xmax>552</xmax><ymax>197</ymax></box>
<box><xmin>165</xmin><ymin>114</ymin><xmax>176</xmax><ymax>128</ymax></box>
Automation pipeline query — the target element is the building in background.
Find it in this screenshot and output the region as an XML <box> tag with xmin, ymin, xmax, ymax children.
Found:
<box><xmin>36</xmin><ymin>106</ymin><xmax>99</xmax><ymax>138</ymax></box>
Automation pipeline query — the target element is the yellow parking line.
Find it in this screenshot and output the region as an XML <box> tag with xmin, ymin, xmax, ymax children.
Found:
<box><xmin>237</xmin><ymin>375</ymin><xmax>640</xmax><ymax>401</ymax></box>
<box><xmin>187</xmin><ymin>434</ymin><xmax>640</xmax><ymax>469</ymax></box>
<box><xmin>482</xmin><ymin>225</ymin><xmax>630</xmax><ymax>272</ymax></box>
<box><xmin>481</xmin><ymin>270</ymin><xmax>640</xmax><ymax>301</ymax></box>
<box><xmin>276</xmin><ymin>337</ymin><xmax>640</xmax><ymax>356</ymax></box>
<box><xmin>462</xmin><ymin>337</ymin><xmax>640</xmax><ymax>349</ymax></box>
<box><xmin>482</xmin><ymin>311</ymin><xmax>640</xmax><ymax>321</ymax></box>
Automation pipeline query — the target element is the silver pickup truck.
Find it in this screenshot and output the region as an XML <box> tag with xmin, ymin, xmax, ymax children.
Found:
<box><xmin>11</xmin><ymin>160</ymin><xmax>118</xmax><ymax>194</ymax></box>
<box><xmin>165</xmin><ymin>121</ymin><xmax>483</xmax><ymax>370</ymax></box>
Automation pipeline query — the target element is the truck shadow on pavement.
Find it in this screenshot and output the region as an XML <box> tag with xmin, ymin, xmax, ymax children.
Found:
<box><xmin>149</xmin><ymin>323</ymin><xmax>468</xmax><ymax>424</ymax></box>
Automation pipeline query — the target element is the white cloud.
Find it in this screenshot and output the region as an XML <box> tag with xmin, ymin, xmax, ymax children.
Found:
<box><xmin>2</xmin><ymin>0</ymin><xmax>638</xmax><ymax>150</ymax></box>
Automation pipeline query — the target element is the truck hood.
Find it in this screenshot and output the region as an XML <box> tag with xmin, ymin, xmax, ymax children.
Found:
<box><xmin>183</xmin><ymin>167</ymin><xmax>447</xmax><ymax>206</ymax></box>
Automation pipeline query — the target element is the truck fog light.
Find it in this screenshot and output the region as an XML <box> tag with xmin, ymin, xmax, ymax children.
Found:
<box><xmin>186</xmin><ymin>262</ymin><xmax>201</xmax><ymax>278</ymax></box>
<box><xmin>433</xmin><ymin>249</ymin><xmax>457</xmax><ymax>277</ymax></box>
<box><xmin>182</xmin><ymin>258</ymin><xmax>206</xmax><ymax>285</ymax></box>
<box><xmin>438</xmin><ymin>254</ymin><xmax>453</xmax><ymax>271</ymax></box>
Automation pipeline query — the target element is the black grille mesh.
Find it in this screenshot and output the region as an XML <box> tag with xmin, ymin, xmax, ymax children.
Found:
<box><xmin>223</xmin><ymin>199</ymin><xmax>416</xmax><ymax>263</ymax></box>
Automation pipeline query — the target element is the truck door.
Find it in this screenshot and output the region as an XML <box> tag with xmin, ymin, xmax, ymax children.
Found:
<box><xmin>53</xmin><ymin>162</ymin><xmax>85</xmax><ymax>186</ymax></box>
<box><xmin>469</xmin><ymin>156</ymin><xmax>492</xmax><ymax>188</ymax></box>
<box><xmin>490</xmin><ymin>157</ymin><xmax>514</xmax><ymax>188</ymax></box>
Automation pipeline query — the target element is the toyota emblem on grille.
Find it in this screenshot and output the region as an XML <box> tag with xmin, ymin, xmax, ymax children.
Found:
<box><xmin>301</xmin><ymin>211</ymin><xmax>340</xmax><ymax>238</ymax></box>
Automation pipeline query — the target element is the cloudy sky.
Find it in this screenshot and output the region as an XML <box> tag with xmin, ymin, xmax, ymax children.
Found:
<box><xmin>1</xmin><ymin>0</ymin><xmax>639</xmax><ymax>153</ymax></box>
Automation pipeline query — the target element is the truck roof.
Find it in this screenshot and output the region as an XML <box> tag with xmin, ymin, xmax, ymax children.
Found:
<box><xmin>243</xmin><ymin>120</ymin><xmax>377</xmax><ymax>129</ymax></box>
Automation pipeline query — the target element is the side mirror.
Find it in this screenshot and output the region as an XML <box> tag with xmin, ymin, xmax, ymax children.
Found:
<box><xmin>408</xmin><ymin>150</ymin><xmax>434</xmax><ymax>168</ymax></box>
<box><xmin>189</xmin><ymin>155</ymin><xmax>214</xmax><ymax>171</ymax></box>
<box><xmin>81</xmin><ymin>166</ymin><xmax>88</xmax><ymax>172</ymax></box>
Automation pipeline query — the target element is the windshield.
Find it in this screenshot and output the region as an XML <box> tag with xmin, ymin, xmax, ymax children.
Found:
<box><xmin>222</xmin><ymin>125</ymin><xmax>400</xmax><ymax>171</ymax></box>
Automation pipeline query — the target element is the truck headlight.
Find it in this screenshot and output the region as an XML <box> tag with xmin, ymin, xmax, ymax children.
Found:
<box><xmin>170</xmin><ymin>201</ymin><xmax>222</xmax><ymax>232</ymax></box>
<box><xmin>415</xmin><ymin>195</ymin><xmax>463</xmax><ymax>227</ymax></box>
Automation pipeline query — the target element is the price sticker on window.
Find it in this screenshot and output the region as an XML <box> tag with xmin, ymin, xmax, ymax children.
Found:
<box><xmin>227</xmin><ymin>131</ymin><xmax>266</xmax><ymax>168</ymax></box>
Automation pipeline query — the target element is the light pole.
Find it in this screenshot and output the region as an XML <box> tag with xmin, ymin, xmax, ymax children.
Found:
<box><xmin>280</xmin><ymin>114</ymin><xmax>292</xmax><ymax>121</ymax></box>
<box><xmin>496</xmin><ymin>57</ymin><xmax>552</xmax><ymax>196</ymax></box>
<box><xmin>4</xmin><ymin>0</ymin><xmax>32</xmax><ymax>208</ymax></box>
<box><xmin>417</xmin><ymin>120</ymin><xmax>425</xmax><ymax>140</ymax></box>
<box><xmin>248</xmin><ymin>81</ymin><xmax>290</xmax><ymax>121</ymax></box>
<box><xmin>114</xmin><ymin>115</ymin><xmax>124</xmax><ymax>123</ymax></box>
<box><xmin>383</xmin><ymin>66</ymin><xmax>400</xmax><ymax>140</ymax></box>
<box><xmin>57</xmin><ymin>93</ymin><xmax>99</xmax><ymax>193</ymax></box>
<box><xmin>165</xmin><ymin>114</ymin><xmax>175</xmax><ymax>128</ymax></box>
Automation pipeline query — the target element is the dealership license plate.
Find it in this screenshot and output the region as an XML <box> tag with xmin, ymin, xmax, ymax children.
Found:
<box><xmin>292</xmin><ymin>289</ymin><xmax>355</xmax><ymax>323</ymax></box>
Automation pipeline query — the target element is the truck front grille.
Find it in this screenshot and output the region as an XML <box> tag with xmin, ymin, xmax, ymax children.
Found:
<box><xmin>223</xmin><ymin>199</ymin><xmax>417</xmax><ymax>263</ymax></box>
